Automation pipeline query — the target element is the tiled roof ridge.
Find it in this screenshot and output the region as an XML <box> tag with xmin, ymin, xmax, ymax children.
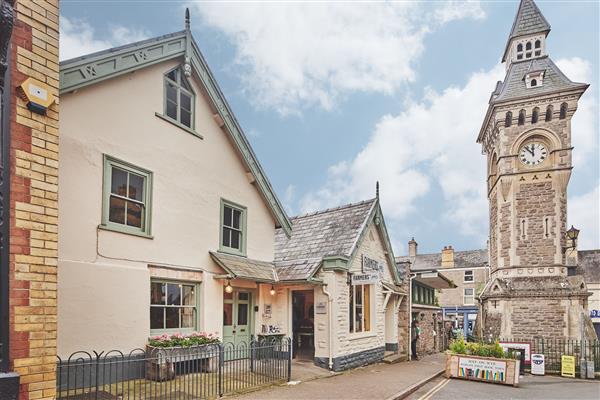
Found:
<box><xmin>289</xmin><ymin>197</ymin><xmax>377</xmax><ymax>220</ymax></box>
<box><xmin>395</xmin><ymin>248</ymin><xmax>487</xmax><ymax>259</ymax></box>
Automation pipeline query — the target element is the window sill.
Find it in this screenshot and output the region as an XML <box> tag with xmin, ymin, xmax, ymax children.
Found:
<box><xmin>155</xmin><ymin>112</ymin><xmax>203</xmax><ymax>139</ymax></box>
<box><xmin>217</xmin><ymin>248</ymin><xmax>247</xmax><ymax>258</ymax></box>
<box><xmin>98</xmin><ymin>224</ymin><xmax>154</xmax><ymax>239</ymax></box>
<box><xmin>348</xmin><ymin>332</ymin><xmax>377</xmax><ymax>341</ymax></box>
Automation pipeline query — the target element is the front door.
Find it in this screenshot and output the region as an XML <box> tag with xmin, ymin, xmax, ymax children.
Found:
<box><xmin>223</xmin><ymin>289</ymin><xmax>252</xmax><ymax>346</ymax></box>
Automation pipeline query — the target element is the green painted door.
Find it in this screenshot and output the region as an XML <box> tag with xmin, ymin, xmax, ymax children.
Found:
<box><xmin>222</xmin><ymin>289</ymin><xmax>252</xmax><ymax>346</ymax></box>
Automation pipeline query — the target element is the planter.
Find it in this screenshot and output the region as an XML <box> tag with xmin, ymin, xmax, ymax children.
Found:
<box><xmin>445</xmin><ymin>353</ymin><xmax>520</xmax><ymax>387</ymax></box>
<box><xmin>145</xmin><ymin>343</ymin><xmax>220</xmax><ymax>381</ymax></box>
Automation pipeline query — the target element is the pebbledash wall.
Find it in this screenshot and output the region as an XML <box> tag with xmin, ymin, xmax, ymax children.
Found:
<box><xmin>314</xmin><ymin>223</ymin><xmax>407</xmax><ymax>370</ymax></box>
<box><xmin>8</xmin><ymin>1</ymin><xmax>60</xmax><ymax>399</ymax></box>
<box><xmin>58</xmin><ymin>58</ymin><xmax>279</xmax><ymax>355</ymax></box>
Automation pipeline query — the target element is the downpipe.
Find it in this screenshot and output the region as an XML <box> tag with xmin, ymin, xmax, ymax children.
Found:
<box><xmin>322</xmin><ymin>284</ymin><xmax>334</xmax><ymax>370</ymax></box>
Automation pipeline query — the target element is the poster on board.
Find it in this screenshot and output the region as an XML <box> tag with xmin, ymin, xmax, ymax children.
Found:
<box><xmin>499</xmin><ymin>341</ymin><xmax>531</xmax><ymax>364</ymax></box>
<box><xmin>561</xmin><ymin>355</ymin><xmax>575</xmax><ymax>377</ymax></box>
<box><xmin>458</xmin><ymin>357</ymin><xmax>507</xmax><ymax>382</ymax></box>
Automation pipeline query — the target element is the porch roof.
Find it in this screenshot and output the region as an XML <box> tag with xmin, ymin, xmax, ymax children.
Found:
<box><xmin>382</xmin><ymin>281</ymin><xmax>407</xmax><ymax>296</ymax></box>
<box><xmin>414</xmin><ymin>271</ymin><xmax>456</xmax><ymax>289</ymax></box>
<box><xmin>209</xmin><ymin>252</ymin><xmax>277</xmax><ymax>283</ymax></box>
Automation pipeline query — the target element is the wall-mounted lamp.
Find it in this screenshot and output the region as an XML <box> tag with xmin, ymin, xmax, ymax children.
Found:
<box><xmin>225</xmin><ymin>280</ymin><xmax>233</xmax><ymax>294</ymax></box>
<box><xmin>270</xmin><ymin>285</ymin><xmax>276</xmax><ymax>296</ymax></box>
<box><xmin>562</xmin><ymin>225</ymin><xmax>580</xmax><ymax>254</ymax></box>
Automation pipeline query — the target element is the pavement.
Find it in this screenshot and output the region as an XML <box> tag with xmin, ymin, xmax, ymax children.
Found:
<box><xmin>406</xmin><ymin>373</ymin><xmax>600</xmax><ymax>400</ymax></box>
<box><xmin>228</xmin><ymin>353</ymin><xmax>446</xmax><ymax>399</ymax></box>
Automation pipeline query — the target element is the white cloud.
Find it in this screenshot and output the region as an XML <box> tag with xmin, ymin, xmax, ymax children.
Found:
<box><xmin>60</xmin><ymin>16</ymin><xmax>149</xmax><ymax>60</ymax></box>
<box><xmin>299</xmin><ymin>57</ymin><xmax>597</xmax><ymax>252</ymax></box>
<box><xmin>569</xmin><ymin>185</ymin><xmax>600</xmax><ymax>250</ymax></box>
<box><xmin>191</xmin><ymin>1</ymin><xmax>485</xmax><ymax>114</ymax></box>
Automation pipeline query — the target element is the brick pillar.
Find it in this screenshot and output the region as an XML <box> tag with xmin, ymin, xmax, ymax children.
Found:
<box><xmin>9</xmin><ymin>1</ymin><xmax>59</xmax><ymax>399</ymax></box>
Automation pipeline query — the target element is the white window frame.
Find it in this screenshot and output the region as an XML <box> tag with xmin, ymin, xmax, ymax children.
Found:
<box><xmin>463</xmin><ymin>288</ymin><xmax>475</xmax><ymax>306</ymax></box>
<box><xmin>349</xmin><ymin>283</ymin><xmax>372</xmax><ymax>334</ymax></box>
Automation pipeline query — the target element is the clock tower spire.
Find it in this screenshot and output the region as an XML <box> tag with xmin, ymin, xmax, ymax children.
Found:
<box><xmin>476</xmin><ymin>0</ymin><xmax>593</xmax><ymax>340</ymax></box>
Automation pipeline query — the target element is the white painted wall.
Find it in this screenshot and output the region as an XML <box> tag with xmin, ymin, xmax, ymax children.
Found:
<box><xmin>58</xmin><ymin>60</ymin><xmax>278</xmax><ymax>356</ymax></box>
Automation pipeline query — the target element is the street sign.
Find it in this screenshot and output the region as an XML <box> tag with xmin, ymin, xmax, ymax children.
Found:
<box><xmin>561</xmin><ymin>355</ymin><xmax>575</xmax><ymax>378</ymax></box>
<box><xmin>351</xmin><ymin>273</ymin><xmax>379</xmax><ymax>285</ymax></box>
<box><xmin>531</xmin><ymin>354</ymin><xmax>545</xmax><ymax>375</ymax></box>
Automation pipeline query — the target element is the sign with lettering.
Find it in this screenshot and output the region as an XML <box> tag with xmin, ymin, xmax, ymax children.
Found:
<box><xmin>590</xmin><ymin>309</ymin><xmax>600</xmax><ymax>318</ymax></box>
<box><xmin>362</xmin><ymin>255</ymin><xmax>383</xmax><ymax>275</ymax></box>
<box><xmin>351</xmin><ymin>273</ymin><xmax>379</xmax><ymax>285</ymax></box>
<box><xmin>499</xmin><ymin>341</ymin><xmax>531</xmax><ymax>364</ymax></box>
<box><xmin>531</xmin><ymin>354</ymin><xmax>545</xmax><ymax>375</ymax></box>
<box><xmin>561</xmin><ymin>355</ymin><xmax>575</xmax><ymax>378</ymax></box>
<box><xmin>458</xmin><ymin>357</ymin><xmax>506</xmax><ymax>382</ymax></box>
<box><xmin>315</xmin><ymin>302</ymin><xmax>327</xmax><ymax>314</ymax></box>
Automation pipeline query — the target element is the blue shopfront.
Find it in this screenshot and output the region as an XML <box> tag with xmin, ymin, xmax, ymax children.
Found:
<box><xmin>443</xmin><ymin>306</ymin><xmax>478</xmax><ymax>338</ymax></box>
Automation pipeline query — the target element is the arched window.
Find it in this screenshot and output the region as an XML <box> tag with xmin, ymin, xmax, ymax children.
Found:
<box><xmin>518</xmin><ymin>109</ymin><xmax>526</xmax><ymax>125</ymax></box>
<box><xmin>526</xmin><ymin>42</ymin><xmax>532</xmax><ymax>50</ymax></box>
<box><xmin>532</xmin><ymin>107</ymin><xmax>539</xmax><ymax>124</ymax></box>
<box><xmin>531</xmin><ymin>79</ymin><xmax>537</xmax><ymax>87</ymax></box>
<box><xmin>545</xmin><ymin>105</ymin><xmax>553</xmax><ymax>121</ymax></box>
<box><xmin>535</xmin><ymin>40</ymin><xmax>541</xmax><ymax>49</ymax></box>
<box><xmin>560</xmin><ymin>103</ymin><xmax>568</xmax><ymax>119</ymax></box>
<box><xmin>490</xmin><ymin>154</ymin><xmax>498</xmax><ymax>177</ymax></box>
<box><xmin>517</xmin><ymin>43</ymin><xmax>523</xmax><ymax>52</ymax></box>
<box><xmin>505</xmin><ymin>111</ymin><xmax>512</xmax><ymax>127</ymax></box>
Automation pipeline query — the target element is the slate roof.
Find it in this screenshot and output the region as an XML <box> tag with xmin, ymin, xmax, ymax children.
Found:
<box><xmin>577</xmin><ymin>250</ymin><xmax>600</xmax><ymax>284</ymax></box>
<box><xmin>502</xmin><ymin>0</ymin><xmax>551</xmax><ymax>62</ymax></box>
<box><xmin>274</xmin><ymin>199</ymin><xmax>377</xmax><ymax>280</ymax></box>
<box><xmin>210</xmin><ymin>252</ymin><xmax>276</xmax><ymax>282</ymax></box>
<box><xmin>395</xmin><ymin>249</ymin><xmax>488</xmax><ymax>271</ymax></box>
<box><xmin>491</xmin><ymin>56</ymin><xmax>587</xmax><ymax>104</ymax></box>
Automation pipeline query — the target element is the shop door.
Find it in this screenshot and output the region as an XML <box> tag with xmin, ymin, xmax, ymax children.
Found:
<box><xmin>223</xmin><ymin>290</ymin><xmax>252</xmax><ymax>346</ymax></box>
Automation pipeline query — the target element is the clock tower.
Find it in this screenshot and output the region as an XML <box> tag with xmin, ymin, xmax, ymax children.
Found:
<box><xmin>477</xmin><ymin>0</ymin><xmax>593</xmax><ymax>339</ymax></box>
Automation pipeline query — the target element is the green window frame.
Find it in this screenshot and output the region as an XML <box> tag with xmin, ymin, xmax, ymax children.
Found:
<box><xmin>219</xmin><ymin>199</ymin><xmax>247</xmax><ymax>256</ymax></box>
<box><xmin>101</xmin><ymin>155</ymin><xmax>152</xmax><ymax>237</ymax></box>
<box><xmin>150</xmin><ymin>280</ymin><xmax>199</xmax><ymax>334</ymax></box>
<box><xmin>164</xmin><ymin>67</ymin><xmax>195</xmax><ymax>130</ymax></box>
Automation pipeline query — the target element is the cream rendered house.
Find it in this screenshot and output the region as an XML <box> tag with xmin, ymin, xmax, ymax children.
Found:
<box><xmin>58</xmin><ymin>17</ymin><xmax>407</xmax><ymax>371</ymax></box>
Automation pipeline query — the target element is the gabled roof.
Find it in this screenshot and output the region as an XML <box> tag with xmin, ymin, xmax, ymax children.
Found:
<box><xmin>396</xmin><ymin>249</ymin><xmax>488</xmax><ymax>272</ymax></box>
<box><xmin>502</xmin><ymin>0</ymin><xmax>551</xmax><ymax>62</ymax></box>
<box><xmin>274</xmin><ymin>198</ymin><xmax>400</xmax><ymax>283</ymax></box>
<box><xmin>210</xmin><ymin>252</ymin><xmax>277</xmax><ymax>283</ymax></box>
<box><xmin>59</xmin><ymin>24</ymin><xmax>292</xmax><ymax>237</ymax></box>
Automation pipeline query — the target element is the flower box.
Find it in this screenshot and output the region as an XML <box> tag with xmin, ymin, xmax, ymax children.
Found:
<box><xmin>445</xmin><ymin>353</ymin><xmax>520</xmax><ymax>387</ymax></box>
<box><xmin>145</xmin><ymin>332</ymin><xmax>220</xmax><ymax>382</ymax></box>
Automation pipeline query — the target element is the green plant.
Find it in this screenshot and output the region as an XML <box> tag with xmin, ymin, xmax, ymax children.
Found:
<box><xmin>448</xmin><ymin>338</ymin><xmax>508</xmax><ymax>359</ymax></box>
<box><xmin>148</xmin><ymin>332</ymin><xmax>220</xmax><ymax>348</ymax></box>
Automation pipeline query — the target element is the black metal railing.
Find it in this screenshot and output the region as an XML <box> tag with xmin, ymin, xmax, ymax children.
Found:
<box><xmin>475</xmin><ymin>337</ymin><xmax>600</xmax><ymax>375</ymax></box>
<box><xmin>56</xmin><ymin>338</ymin><xmax>292</xmax><ymax>399</ymax></box>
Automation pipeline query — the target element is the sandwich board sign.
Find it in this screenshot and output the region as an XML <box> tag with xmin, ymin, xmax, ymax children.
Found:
<box><xmin>561</xmin><ymin>355</ymin><xmax>575</xmax><ymax>378</ymax></box>
<box><xmin>531</xmin><ymin>354</ymin><xmax>545</xmax><ymax>375</ymax></box>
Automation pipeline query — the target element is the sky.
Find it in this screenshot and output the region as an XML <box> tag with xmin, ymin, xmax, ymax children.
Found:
<box><xmin>59</xmin><ymin>0</ymin><xmax>600</xmax><ymax>255</ymax></box>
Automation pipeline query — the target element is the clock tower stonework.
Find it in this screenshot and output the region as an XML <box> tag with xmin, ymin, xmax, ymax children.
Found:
<box><xmin>477</xmin><ymin>0</ymin><xmax>593</xmax><ymax>339</ymax></box>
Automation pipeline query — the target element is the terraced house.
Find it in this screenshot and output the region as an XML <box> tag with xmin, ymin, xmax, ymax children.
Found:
<box><xmin>57</xmin><ymin>13</ymin><xmax>408</xmax><ymax>373</ymax></box>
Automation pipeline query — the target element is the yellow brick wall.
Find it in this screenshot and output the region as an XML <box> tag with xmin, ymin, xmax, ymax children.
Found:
<box><xmin>10</xmin><ymin>1</ymin><xmax>59</xmax><ymax>399</ymax></box>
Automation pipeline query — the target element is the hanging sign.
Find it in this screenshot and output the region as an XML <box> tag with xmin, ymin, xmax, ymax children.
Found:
<box><xmin>561</xmin><ymin>355</ymin><xmax>575</xmax><ymax>378</ymax></box>
<box><xmin>351</xmin><ymin>273</ymin><xmax>379</xmax><ymax>285</ymax></box>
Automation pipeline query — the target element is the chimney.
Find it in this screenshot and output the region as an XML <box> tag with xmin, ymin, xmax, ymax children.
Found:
<box><xmin>408</xmin><ymin>238</ymin><xmax>418</xmax><ymax>257</ymax></box>
<box><xmin>441</xmin><ymin>245</ymin><xmax>454</xmax><ymax>268</ymax></box>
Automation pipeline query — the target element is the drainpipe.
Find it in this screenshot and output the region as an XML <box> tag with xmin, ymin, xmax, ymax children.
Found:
<box><xmin>408</xmin><ymin>272</ymin><xmax>415</xmax><ymax>361</ymax></box>
<box><xmin>321</xmin><ymin>284</ymin><xmax>334</xmax><ymax>370</ymax></box>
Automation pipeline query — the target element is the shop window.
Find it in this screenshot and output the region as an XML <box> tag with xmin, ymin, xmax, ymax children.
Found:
<box><xmin>220</xmin><ymin>199</ymin><xmax>247</xmax><ymax>256</ymax></box>
<box><xmin>464</xmin><ymin>270</ymin><xmax>474</xmax><ymax>282</ymax></box>
<box><xmin>349</xmin><ymin>284</ymin><xmax>371</xmax><ymax>333</ymax></box>
<box><xmin>151</xmin><ymin>281</ymin><xmax>197</xmax><ymax>332</ymax></box>
<box><xmin>102</xmin><ymin>156</ymin><xmax>152</xmax><ymax>236</ymax></box>
<box><xmin>164</xmin><ymin>67</ymin><xmax>195</xmax><ymax>129</ymax></box>
<box><xmin>463</xmin><ymin>288</ymin><xmax>475</xmax><ymax>305</ymax></box>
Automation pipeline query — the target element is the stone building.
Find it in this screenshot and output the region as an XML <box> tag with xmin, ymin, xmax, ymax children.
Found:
<box><xmin>476</xmin><ymin>0</ymin><xmax>593</xmax><ymax>340</ymax></box>
<box><xmin>0</xmin><ymin>1</ymin><xmax>60</xmax><ymax>399</ymax></box>
<box><xmin>575</xmin><ymin>250</ymin><xmax>600</xmax><ymax>338</ymax></box>
<box><xmin>398</xmin><ymin>239</ymin><xmax>489</xmax><ymax>339</ymax></box>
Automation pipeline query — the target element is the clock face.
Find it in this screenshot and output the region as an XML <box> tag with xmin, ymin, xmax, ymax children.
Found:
<box><xmin>519</xmin><ymin>142</ymin><xmax>547</xmax><ymax>166</ymax></box>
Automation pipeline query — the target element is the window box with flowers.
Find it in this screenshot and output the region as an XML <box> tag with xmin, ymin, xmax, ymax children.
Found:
<box><xmin>145</xmin><ymin>332</ymin><xmax>221</xmax><ymax>381</ymax></box>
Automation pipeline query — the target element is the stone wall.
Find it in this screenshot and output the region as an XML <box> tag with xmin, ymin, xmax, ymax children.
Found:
<box><xmin>510</xmin><ymin>298</ymin><xmax>566</xmax><ymax>338</ymax></box>
<box><xmin>413</xmin><ymin>306</ymin><xmax>441</xmax><ymax>356</ymax></box>
<box><xmin>438</xmin><ymin>268</ymin><xmax>488</xmax><ymax>307</ymax></box>
<box><xmin>8</xmin><ymin>1</ymin><xmax>59</xmax><ymax>399</ymax></box>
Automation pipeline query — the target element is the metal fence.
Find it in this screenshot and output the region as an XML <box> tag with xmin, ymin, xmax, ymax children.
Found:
<box><xmin>56</xmin><ymin>338</ymin><xmax>292</xmax><ymax>399</ymax></box>
<box><xmin>479</xmin><ymin>337</ymin><xmax>600</xmax><ymax>375</ymax></box>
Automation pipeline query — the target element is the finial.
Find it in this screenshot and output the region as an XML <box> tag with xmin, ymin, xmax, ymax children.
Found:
<box><xmin>185</xmin><ymin>8</ymin><xmax>190</xmax><ymax>30</ymax></box>
<box><xmin>376</xmin><ymin>181</ymin><xmax>379</xmax><ymax>199</ymax></box>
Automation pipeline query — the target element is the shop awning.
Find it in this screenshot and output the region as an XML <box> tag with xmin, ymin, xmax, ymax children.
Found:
<box><xmin>382</xmin><ymin>281</ymin><xmax>407</xmax><ymax>295</ymax></box>
<box><xmin>414</xmin><ymin>271</ymin><xmax>456</xmax><ymax>289</ymax></box>
<box><xmin>210</xmin><ymin>252</ymin><xmax>276</xmax><ymax>283</ymax></box>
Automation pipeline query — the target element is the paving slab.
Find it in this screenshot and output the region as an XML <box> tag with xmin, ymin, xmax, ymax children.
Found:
<box><xmin>229</xmin><ymin>353</ymin><xmax>446</xmax><ymax>399</ymax></box>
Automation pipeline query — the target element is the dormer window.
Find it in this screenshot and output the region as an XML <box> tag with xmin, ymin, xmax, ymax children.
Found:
<box><xmin>164</xmin><ymin>67</ymin><xmax>195</xmax><ymax>129</ymax></box>
<box><xmin>525</xmin><ymin>70</ymin><xmax>545</xmax><ymax>88</ymax></box>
